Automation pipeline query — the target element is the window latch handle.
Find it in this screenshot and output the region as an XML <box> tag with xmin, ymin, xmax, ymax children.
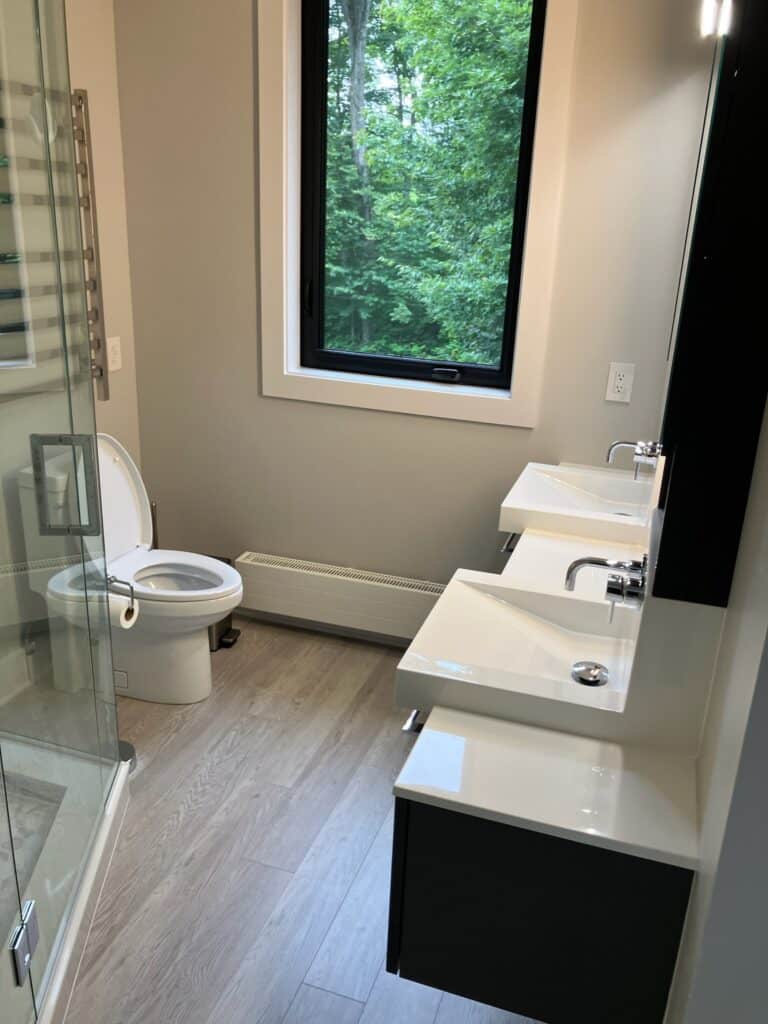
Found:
<box><xmin>431</xmin><ymin>367</ymin><xmax>461</xmax><ymax>383</ymax></box>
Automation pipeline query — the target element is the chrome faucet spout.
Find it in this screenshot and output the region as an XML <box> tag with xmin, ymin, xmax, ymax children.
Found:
<box><xmin>606</xmin><ymin>441</ymin><xmax>638</xmax><ymax>465</ymax></box>
<box><xmin>606</xmin><ymin>439</ymin><xmax>663</xmax><ymax>466</ymax></box>
<box><xmin>564</xmin><ymin>556</ymin><xmax>643</xmax><ymax>591</ymax></box>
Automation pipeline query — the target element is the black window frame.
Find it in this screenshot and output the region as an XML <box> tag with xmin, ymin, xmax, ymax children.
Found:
<box><xmin>300</xmin><ymin>0</ymin><xmax>548</xmax><ymax>390</ymax></box>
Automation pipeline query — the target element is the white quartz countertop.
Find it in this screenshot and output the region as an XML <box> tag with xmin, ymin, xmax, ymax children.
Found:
<box><xmin>394</xmin><ymin>706</ymin><xmax>698</xmax><ymax>870</ymax></box>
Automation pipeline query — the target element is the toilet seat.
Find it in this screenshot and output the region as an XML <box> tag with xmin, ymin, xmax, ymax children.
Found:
<box><xmin>47</xmin><ymin>549</ymin><xmax>241</xmax><ymax>605</ymax></box>
<box><xmin>108</xmin><ymin>548</ymin><xmax>242</xmax><ymax>603</ymax></box>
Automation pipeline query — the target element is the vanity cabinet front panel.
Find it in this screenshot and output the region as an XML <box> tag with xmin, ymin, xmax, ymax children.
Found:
<box><xmin>388</xmin><ymin>798</ymin><xmax>692</xmax><ymax>1024</ymax></box>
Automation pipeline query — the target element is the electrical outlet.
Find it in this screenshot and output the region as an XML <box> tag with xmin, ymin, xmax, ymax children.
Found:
<box><xmin>606</xmin><ymin>361</ymin><xmax>635</xmax><ymax>403</ymax></box>
<box><xmin>107</xmin><ymin>336</ymin><xmax>122</xmax><ymax>373</ymax></box>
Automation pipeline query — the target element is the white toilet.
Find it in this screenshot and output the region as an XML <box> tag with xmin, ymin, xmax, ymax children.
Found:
<box><xmin>46</xmin><ymin>434</ymin><xmax>243</xmax><ymax>704</ymax></box>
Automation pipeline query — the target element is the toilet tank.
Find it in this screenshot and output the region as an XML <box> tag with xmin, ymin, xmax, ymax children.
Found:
<box><xmin>17</xmin><ymin>451</ymin><xmax>78</xmax><ymax>594</ymax></box>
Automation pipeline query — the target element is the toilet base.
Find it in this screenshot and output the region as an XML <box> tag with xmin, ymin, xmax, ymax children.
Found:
<box><xmin>111</xmin><ymin>627</ymin><xmax>213</xmax><ymax>704</ymax></box>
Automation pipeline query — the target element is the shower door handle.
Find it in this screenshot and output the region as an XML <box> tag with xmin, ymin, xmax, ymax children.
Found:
<box><xmin>30</xmin><ymin>433</ymin><xmax>101</xmax><ymax>536</ymax></box>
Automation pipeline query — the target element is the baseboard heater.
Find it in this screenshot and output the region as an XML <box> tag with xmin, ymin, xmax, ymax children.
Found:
<box><xmin>235</xmin><ymin>551</ymin><xmax>444</xmax><ymax>643</ymax></box>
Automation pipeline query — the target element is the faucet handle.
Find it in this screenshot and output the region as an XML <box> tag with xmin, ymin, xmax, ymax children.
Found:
<box><xmin>637</xmin><ymin>441</ymin><xmax>663</xmax><ymax>458</ymax></box>
<box><xmin>605</xmin><ymin>554</ymin><xmax>648</xmax><ymax>608</ymax></box>
<box><xmin>631</xmin><ymin>441</ymin><xmax>663</xmax><ymax>480</ymax></box>
<box><xmin>606</xmin><ymin>572</ymin><xmax>644</xmax><ymax>608</ymax></box>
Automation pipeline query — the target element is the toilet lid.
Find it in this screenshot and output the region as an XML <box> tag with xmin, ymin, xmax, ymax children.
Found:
<box><xmin>97</xmin><ymin>434</ymin><xmax>152</xmax><ymax>562</ymax></box>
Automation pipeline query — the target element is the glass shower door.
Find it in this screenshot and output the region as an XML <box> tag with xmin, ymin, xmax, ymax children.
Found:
<box><xmin>1</xmin><ymin>757</ymin><xmax>36</xmax><ymax>1023</ymax></box>
<box><xmin>0</xmin><ymin>0</ymin><xmax>119</xmax><ymax>1015</ymax></box>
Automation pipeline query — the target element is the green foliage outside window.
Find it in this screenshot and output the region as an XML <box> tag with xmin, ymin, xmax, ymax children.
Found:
<box><xmin>324</xmin><ymin>0</ymin><xmax>534</xmax><ymax>368</ymax></box>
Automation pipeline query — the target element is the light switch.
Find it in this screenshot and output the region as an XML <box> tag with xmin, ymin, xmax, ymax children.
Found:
<box><xmin>107</xmin><ymin>336</ymin><xmax>122</xmax><ymax>372</ymax></box>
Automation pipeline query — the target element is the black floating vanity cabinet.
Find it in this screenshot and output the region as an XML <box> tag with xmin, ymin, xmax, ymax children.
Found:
<box><xmin>387</xmin><ymin>709</ymin><xmax>698</xmax><ymax>1024</ymax></box>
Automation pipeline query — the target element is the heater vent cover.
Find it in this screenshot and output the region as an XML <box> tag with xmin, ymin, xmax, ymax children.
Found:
<box><xmin>236</xmin><ymin>551</ymin><xmax>444</xmax><ymax>641</ymax></box>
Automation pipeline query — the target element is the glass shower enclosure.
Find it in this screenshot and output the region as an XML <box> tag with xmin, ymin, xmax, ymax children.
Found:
<box><xmin>1</xmin><ymin>0</ymin><xmax>120</xmax><ymax>1019</ymax></box>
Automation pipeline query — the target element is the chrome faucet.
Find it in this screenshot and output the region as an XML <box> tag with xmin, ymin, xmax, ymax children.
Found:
<box><xmin>564</xmin><ymin>555</ymin><xmax>648</xmax><ymax>608</ymax></box>
<box><xmin>606</xmin><ymin>440</ymin><xmax>663</xmax><ymax>479</ymax></box>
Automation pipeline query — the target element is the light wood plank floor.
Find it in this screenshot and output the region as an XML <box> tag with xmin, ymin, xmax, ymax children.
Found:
<box><xmin>65</xmin><ymin>618</ymin><xmax>531</xmax><ymax>1024</ymax></box>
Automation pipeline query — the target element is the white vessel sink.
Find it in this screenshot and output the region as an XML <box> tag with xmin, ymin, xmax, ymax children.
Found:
<box><xmin>396</xmin><ymin>570</ymin><xmax>639</xmax><ymax>722</ymax></box>
<box><xmin>499</xmin><ymin>463</ymin><xmax>653</xmax><ymax>542</ymax></box>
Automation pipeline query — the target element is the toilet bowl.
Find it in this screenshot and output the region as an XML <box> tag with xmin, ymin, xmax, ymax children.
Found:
<box><xmin>46</xmin><ymin>434</ymin><xmax>242</xmax><ymax>704</ymax></box>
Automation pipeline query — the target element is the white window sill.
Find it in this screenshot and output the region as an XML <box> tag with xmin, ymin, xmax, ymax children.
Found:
<box><xmin>263</xmin><ymin>359</ymin><xmax>538</xmax><ymax>427</ymax></box>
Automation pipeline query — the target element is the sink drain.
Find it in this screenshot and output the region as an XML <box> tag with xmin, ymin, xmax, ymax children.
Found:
<box><xmin>571</xmin><ymin>661</ymin><xmax>610</xmax><ymax>687</ymax></box>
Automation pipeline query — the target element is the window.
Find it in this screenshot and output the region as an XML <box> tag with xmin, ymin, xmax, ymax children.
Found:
<box><xmin>301</xmin><ymin>0</ymin><xmax>547</xmax><ymax>389</ymax></box>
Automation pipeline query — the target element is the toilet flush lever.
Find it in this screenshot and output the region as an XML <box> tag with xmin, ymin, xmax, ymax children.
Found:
<box><xmin>107</xmin><ymin>575</ymin><xmax>135</xmax><ymax>615</ymax></box>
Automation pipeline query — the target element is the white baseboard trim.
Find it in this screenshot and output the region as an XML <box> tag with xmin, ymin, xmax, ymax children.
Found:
<box><xmin>37</xmin><ymin>761</ymin><xmax>131</xmax><ymax>1024</ymax></box>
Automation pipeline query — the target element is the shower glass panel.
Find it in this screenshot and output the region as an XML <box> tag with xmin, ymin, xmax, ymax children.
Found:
<box><xmin>0</xmin><ymin>0</ymin><xmax>119</xmax><ymax>1016</ymax></box>
<box><xmin>1</xmin><ymin>758</ymin><xmax>36</xmax><ymax>1023</ymax></box>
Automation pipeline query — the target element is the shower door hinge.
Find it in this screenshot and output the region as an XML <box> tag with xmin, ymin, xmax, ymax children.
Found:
<box><xmin>9</xmin><ymin>900</ymin><xmax>40</xmax><ymax>987</ymax></box>
<box><xmin>72</xmin><ymin>88</ymin><xmax>109</xmax><ymax>401</ymax></box>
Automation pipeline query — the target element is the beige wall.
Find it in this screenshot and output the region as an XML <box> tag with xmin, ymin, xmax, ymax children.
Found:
<box><xmin>65</xmin><ymin>0</ymin><xmax>141</xmax><ymax>465</ymax></box>
<box><xmin>666</xmin><ymin>406</ymin><xmax>768</xmax><ymax>1022</ymax></box>
<box><xmin>113</xmin><ymin>0</ymin><xmax>713</xmax><ymax>580</ymax></box>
